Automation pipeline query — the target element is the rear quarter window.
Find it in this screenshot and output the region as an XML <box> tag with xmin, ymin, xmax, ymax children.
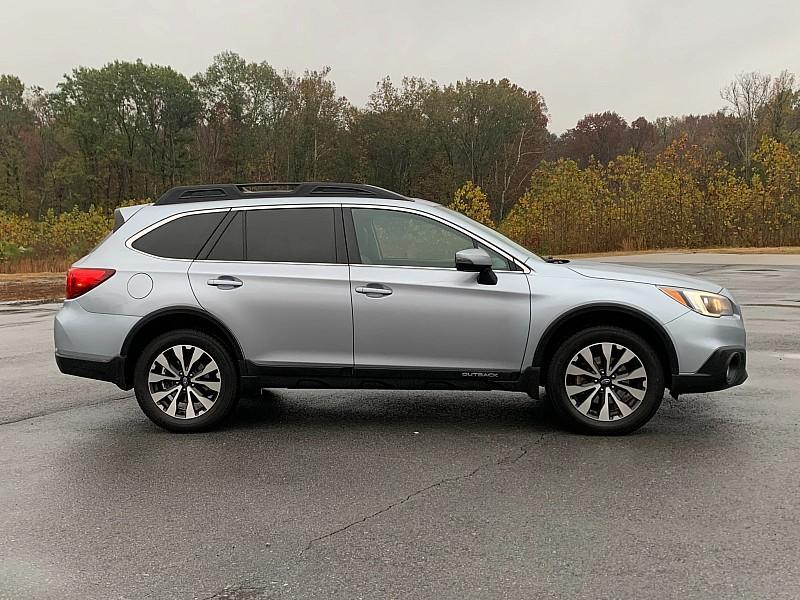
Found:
<box><xmin>245</xmin><ymin>208</ymin><xmax>336</xmax><ymax>263</ymax></box>
<box><xmin>131</xmin><ymin>211</ymin><xmax>227</xmax><ymax>259</ymax></box>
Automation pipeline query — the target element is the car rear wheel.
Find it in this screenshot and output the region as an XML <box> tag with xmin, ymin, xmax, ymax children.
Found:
<box><xmin>133</xmin><ymin>329</ymin><xmax>239</xmax><ymax>432</ymax></box>
<box><xmin>545</xmin><ymin>326</ymin><xmax>665</xmax><ymax>435</ymax></box>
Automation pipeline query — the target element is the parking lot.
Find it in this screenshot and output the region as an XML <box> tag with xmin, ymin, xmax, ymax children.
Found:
<box><xmin>1</xmin><ymin>254</ymin><xmax>799</xmax><ymax>600</ymax></box>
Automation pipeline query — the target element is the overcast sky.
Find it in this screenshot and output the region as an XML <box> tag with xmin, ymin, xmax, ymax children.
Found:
<box><xmin>2</xmin><ymin>0</ymin><xmax>798</xmax><ymax>132</ymax></box>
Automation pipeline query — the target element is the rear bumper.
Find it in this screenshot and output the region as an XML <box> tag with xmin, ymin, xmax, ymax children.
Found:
<box><xmin>55</xmin><ymin>353</ymin><xmax>129</xmax><ymax>389</ymax></box>
<box><xmin>670</xmin><ymin>346</ymin><xmax>747</xmax><ymax>395</ymax></box>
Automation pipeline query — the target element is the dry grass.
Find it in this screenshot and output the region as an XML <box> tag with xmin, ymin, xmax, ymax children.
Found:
<box><xmin>0</xmin><ymin>256</ymin><xmax>73</xmax><ymax>274</ymax></box>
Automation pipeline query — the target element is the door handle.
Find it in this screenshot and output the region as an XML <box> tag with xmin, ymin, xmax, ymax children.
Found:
<box><xmin>207</xmin><ymin>277</ymin><xmax>243</xmax><ymax>289</ymax></box>
<box><xmin>355</xmin><ymin>285</ymin><xmax>393</xmax><ymax>297</ymax></box>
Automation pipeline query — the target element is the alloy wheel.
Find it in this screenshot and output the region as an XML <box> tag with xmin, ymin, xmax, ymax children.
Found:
<box><xmin>564</xmin><ymin>342</ymin><xmax>648</xmax><ymax>421</ymax></box>
<box><xmin>147</xmin><ymin>345</ymin><xmax>221</xmax><ymax>419</ymax></box>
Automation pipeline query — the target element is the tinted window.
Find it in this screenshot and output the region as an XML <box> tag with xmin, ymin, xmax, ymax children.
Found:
<box><xmin>246</xmin><ymin>208</ymin><xmax>336</xmax><ymax>263</ymax></box>
<box><xmin>207</xmin><ymin>212</ymin><xmax>244</xmax><ymax>261</ymax></box>
<box><xmin>351</xmin><ymin>209</ymin><xmax>473</xmax><ymax>268</ymax></box>
<box><xmin>132</xmin><ymin>212</ymin><xmax>226</xmax><ymax>259</ymax></box>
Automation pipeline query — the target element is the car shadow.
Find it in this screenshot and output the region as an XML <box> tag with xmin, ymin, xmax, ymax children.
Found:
<box><xmin>224</xmin><ymin>388</ymin><xmax>561</xmax><ymax>433</ymax></box>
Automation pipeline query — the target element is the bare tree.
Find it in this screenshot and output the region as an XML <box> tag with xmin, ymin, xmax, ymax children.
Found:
<box><xmin>721</xmin><ymin>71</ymin><xmax>772</xmax><ymax>175</ymax></box>
<box><xmin>765</xmin><ymin>70</ymin><xmax>798</xmax><ymax>140</ymax></box>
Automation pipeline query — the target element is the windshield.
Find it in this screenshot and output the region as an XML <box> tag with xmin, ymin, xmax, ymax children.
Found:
<box><xmin>438</xmin><ymin>206</ymin><xmax>544</xmax><ymax>263</ymax></box>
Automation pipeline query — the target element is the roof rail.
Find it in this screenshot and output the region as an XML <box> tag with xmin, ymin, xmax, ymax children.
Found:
<box><xmin>153</xmin><ymin>182</ymin><xmax>410</xmax><ymax>206</ymax></box>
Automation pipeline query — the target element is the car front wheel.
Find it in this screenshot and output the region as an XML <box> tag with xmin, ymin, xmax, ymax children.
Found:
<box><xmin>546</xmin><ymin>326</ymin><xmax>665</xmax><ymax>435</ymax></box>
<box><xmin>133</xmin><ymin>329</ymin><xmax>239</xmax><ymax>432</ymax></box>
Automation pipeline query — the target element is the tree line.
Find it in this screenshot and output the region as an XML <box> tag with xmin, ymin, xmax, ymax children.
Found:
<box><xmin>0</xmin><ymin>53</ymin><xmax>798</xmax><ymax>262</ymax></box>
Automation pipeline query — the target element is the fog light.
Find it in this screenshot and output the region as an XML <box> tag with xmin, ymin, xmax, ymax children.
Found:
<box><xmin>725</xmin><ymin>353</ymin><xmax>742</xmax><ymax>385</ymax></box>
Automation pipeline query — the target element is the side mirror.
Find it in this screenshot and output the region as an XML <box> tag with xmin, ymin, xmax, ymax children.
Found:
<box><xmin>455</xmin><ymin>248</ymin><xmax>498</xmax><ymax>285</ymax></box>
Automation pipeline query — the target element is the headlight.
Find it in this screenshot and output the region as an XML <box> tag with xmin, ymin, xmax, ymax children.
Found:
<box><xmin>659</xmin><ymin>287</ymin><xmax>734</xmax><ymax>317</ymax></box>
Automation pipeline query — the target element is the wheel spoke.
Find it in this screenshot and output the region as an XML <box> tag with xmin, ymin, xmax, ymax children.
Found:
<box><xmin>618</xmin><ymin>365</ymin><xmax>646</xmax><ymax>381</ymax></box>
<box><xmin>609</xmin><ymin>388</ymin><xmax>633</xmax><ymax>417</ymax></box>
<box><xmin>578</xmin><ymin>348</ymin><xmax>601</xmax><ymax>376</ymax></box>
<box><xmin>152</xmin><ymin>358</ymin><xmax>177</xmax><ymax>378</ymax></box>
<box><xmin>567</xmin><ymin>382</ymin><xmax>597</xmax><ymax>396</ymax></box>
<box><xmin>598</xmin><ymin>388</ymin><xmax>611</xmax><ymax>421</ymax></box>
<box><xmin>170</xmin><ymin>345</ymin><xmax>189</xmax><ymax>374</ymax></box>
<box><xmin>148</xmin><ymin>372</ymin><xmax>178</xmax><ymax>384</ymax></box>
<box><xmin>601</xmin><ymin>343</ymin><xmax>613</xmax><ymax>373</ymax></box>
<box><xmin>189</xmin><ymin>387</ymin><xmax>214</xmax><ymax>411</ymax></box>
<box><xmin>184</xmin><ymin>388</ymin><xmax>196</xmax><ymax>419</ymax></box>
<box><xmin>152</xmin><ymin>385</ymin><xmax>180</xmax><ymax>403</ymax></box>
<box><xmin>609</xmin><ymin>349</ymin><xmax>635</xmax><ymax>375</ymax></box>
<box><xmin>574</xmin><ymin>386</ymin><xmax>600</xmax><ymax>415</ymax></box>
<box><xmin>614</xmin><ymin>381</ymin><xmax>647</xmax><ymax>401</ymax></box>
<box><xmin>184</xmin><ymin>347</ymin><xmax>199</xmax><ymax>374</ymax></box>
<box><xmin>193</xmin><ymin>361</ymin><xmax>219</xmax><ymax>379</ymax></box>
<box><xmin>198</xmin><ymin>380</ymin><xmax>221</xmax><ymax>393</ymax></box>
<box><xmin>165</xmin><ymin>393</ymin><xmax>179</xmax><ymax>417</ymax></box>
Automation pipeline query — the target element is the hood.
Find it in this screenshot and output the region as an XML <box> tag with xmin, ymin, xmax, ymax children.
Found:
<box><xmin>567</xmin><ymin>261</ymin><xmax>723</xmax><ymax>293</ymax></box>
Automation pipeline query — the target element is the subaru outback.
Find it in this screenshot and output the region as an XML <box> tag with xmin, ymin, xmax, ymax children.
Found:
<box><xmin>54</xmin><ymin>182</ymin><xmax>747</xmax><ymax>434</ymax></box>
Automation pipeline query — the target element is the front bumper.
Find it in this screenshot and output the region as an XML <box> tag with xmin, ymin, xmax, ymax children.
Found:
<box><xmin>670</xmin><ymin>346</ymin><xmax>747</xmax><ymax>395</ymax></box>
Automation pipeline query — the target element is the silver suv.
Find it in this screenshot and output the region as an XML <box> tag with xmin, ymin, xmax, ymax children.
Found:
<box><xmin>54</xmin><ymin>183</ymin><xmax>747</xmax><ymax>434</ymax></box>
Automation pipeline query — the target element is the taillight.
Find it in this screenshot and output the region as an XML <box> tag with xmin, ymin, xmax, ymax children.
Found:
<box><xmin>65</xmin><ymin>268</ymin><xmax>116</xmax><ymax>299</ymax></box>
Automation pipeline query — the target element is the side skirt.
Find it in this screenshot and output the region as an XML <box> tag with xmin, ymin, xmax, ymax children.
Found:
<box><xmin>241</xmin><ymin>362</ymin><xmax>539</xmax><ymax>394</ymax></box>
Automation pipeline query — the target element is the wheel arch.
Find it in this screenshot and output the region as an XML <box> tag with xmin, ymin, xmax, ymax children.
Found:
<box><xmin>532</xmin><ymin>303</ymin><xmax>679</xmax><ymax>386</ymax></box>
<box><xmin>120</xmin><ymin>306</ymin><xmax>245</xmax><ymax>389</ymax></box>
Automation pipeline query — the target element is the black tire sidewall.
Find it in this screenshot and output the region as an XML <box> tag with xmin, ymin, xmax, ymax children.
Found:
<box><xmin>546</xmin><ymin>326</ymin><xmax>665</xmax><ymax>435</ymax></box>
<box><xmin>133</xmin><ymin>329</ymin><xmax>238</xmax><ymax>432</ymax></box>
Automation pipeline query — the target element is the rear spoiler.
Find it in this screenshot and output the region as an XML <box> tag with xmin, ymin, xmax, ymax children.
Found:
<box><xmin>113</xmin><ymin>204</ymin><xmax>149</xmax><ymax>232</ymax></box>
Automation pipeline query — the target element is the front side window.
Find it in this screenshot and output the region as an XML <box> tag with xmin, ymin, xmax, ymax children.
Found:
<box><xmin>131</xmin><ymin>211</ymin><xmax>227</xmax><ymax>259</ymax></box>
<box><xmin>351</xmin><ymin>208</ymin><xmax>475</xmax><ymax>268</ymax></box>
<box><xmin>245</xmin><ymin>207</ymin><xmax>336</xmax><ymax>263</ymax></box>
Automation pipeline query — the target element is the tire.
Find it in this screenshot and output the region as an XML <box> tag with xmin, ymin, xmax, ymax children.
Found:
<box><xmin>545</xmin><ymin>326</ymin><xmax>665</xmax><ymax>435</ymax></box>
<box><xmin>133</xmin><ymin>329</ymin><xmax>239</xmax><ymax>432</ymax></box>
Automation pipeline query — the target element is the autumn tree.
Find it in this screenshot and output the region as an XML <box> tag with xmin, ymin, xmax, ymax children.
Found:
<box><xmin>560</xmin><ymin>111</ymin><xmax>629</xmax><ymax>166</ymax></box>
<box><xmin>448</xmin><ymin>181</ymin><xmax>494</xmax><ymax>227</ymax></box>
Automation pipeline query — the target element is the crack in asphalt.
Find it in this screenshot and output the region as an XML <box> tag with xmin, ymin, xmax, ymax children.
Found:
<box><xmin>302</xmin><ymin>432</ymin><xmax>548</xmax><ymax>553</ymax></box>
<box><xmin>197</xmin><ymin>584</ymin><xmax>272</xmax><ymax>600</ymax></box>
<box><xmin>0</xmin><ymin>393</ymin><xmax>134</xmax><ymax>426</ymax></box>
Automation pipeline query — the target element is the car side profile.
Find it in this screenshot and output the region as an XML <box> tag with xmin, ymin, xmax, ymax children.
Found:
<box><xmin>54</xmin><ymin>182</ymin><xmax>747</xmax><ymax>434</ymax></box>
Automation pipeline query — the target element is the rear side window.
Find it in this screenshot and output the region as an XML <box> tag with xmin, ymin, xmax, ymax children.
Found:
<box><xmin>132</xmin><ymin>212</ymin><xmax>226</xmax><ymax>259</ymax></box>
<box><xmin>245</xmin><ymin>208</ymin><xmax>336</xmax><ymax>263</ymax></box>
<box><xmin>207</xmin><ymin>212</ymin><xmax>244</xmax><ymax>261</ymax></box>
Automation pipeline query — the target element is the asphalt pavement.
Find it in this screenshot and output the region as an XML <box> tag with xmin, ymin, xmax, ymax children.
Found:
<box><xmin>1</xmin><ymin>254</ymin><xmax>799</xmax><ymax>600</ymax></box>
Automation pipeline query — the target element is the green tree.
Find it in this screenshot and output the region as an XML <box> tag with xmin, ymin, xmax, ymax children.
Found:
<box><xmin>51</xmin><ymin>60</ymin><xmax>200</xmax><ymax>207</ymax></box>
<box><xmin>0</xmin><ymin>75</ymin><xmax>32</xmax><ymax>212</ymax></box>
<box><xmin>352</xmin><ymin>77</ymin><xmax>440</xmax><ymax>195</ymax></box>
<box><xmin>425</xmin><ymin>78</ymin><xmax>548</xmax><ymax>217</ymax></box>
<box><xmin>192</xmin><ymin>51</ymin><xmax>291</xmax><ymax>181</ymax></box>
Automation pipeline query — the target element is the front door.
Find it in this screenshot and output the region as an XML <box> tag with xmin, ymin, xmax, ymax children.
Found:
<box><xmin>188</xmin><ymin>206</ymin><xmax>353</xmax><ymax>369</ymax></box>
<box><xmin>346</xmin><ymin>207</ymin><xmax>531</xmax><ymax>376</ymax></box>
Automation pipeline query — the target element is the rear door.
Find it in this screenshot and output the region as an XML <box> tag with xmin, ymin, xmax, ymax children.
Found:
<box><xmin>346</xmin><ymin>206</ymin><xmax>531</xmax><ymax>376</ymax></box>
<box><xmin>188</xmin><ymin>205</ymin><xmax>353</xmax><ymax>370</ymax></box>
